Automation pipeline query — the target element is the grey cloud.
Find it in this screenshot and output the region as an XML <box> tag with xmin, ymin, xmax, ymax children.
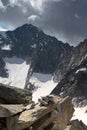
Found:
<box><xmin>0</xmin><ymin>0</ymin><xmax>87</xmax><ymax>45</ymax></box>
<box><xmin>39</xmin><ymin>0</ymin><xmax>87</xmax><ymax>45</ymax></box>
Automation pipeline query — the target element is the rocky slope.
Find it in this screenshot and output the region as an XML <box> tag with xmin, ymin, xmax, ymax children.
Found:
<box><xmin>52</xmin><ymin>39</ymin><xmax>87</xmax><ymax>105</ymax></box>
<box><xmin>0</xmin><ymin>84</ymin><xmax>74</xmax><ymax>130</ymax></box>
<box><xmin>0</xmin><ymin>84</ymin><xmax>86</xmax><ymax>130</ymax></box>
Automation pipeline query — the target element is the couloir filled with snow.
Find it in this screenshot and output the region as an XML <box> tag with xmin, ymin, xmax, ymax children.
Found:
<box><xmin>29</xmin><ymin>73</ymin><xmax>58</xmax><ymax>103</ymax></box>
<box><xmin>0</xmin><ymin>57</ymin><xmax>29</xmax><ymax>88</ymax></box>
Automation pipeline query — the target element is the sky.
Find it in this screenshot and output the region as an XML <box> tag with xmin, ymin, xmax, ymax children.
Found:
<box><xmin>0</xmin><ymin>0</ymin><xmax>87</xmax><ymax>45</ymax></box>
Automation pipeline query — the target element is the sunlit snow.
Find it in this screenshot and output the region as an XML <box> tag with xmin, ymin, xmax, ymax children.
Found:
<box><xmin>72</xmin><ymin>106</ymin><xmax>87</xmax><ymax>125</ymax></box>
<box><xmin>75</xmin><ymin>68</ymin><xmax>86</xmax><ymax>73</ymax></box>
<box><xmin>1</xmin><ymin>45</ymin><xmax>11</xmax><ymax>51</ymax></box>
<box><xmin>0</xmin><ymin>57</ymin><xmax>29</xmax><ymax>88</ymax></box>
<box><xmin>29</xmin><ymin>73</ymin><xmax>58</xmax><ymax>103</ymax></box>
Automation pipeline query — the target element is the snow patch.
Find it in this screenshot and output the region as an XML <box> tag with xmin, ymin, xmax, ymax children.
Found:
<box><xmin>72</xmin><ymin>106</ymin><xmax>87</xmax><ymax>125</ymax></box>
<box><xmin>29</xmin><ymin>73</ymin><xmax>58</xmax><ymax>103</ymax></box>
<box><xmin>1</xmin><ymin>45</ymin><xmax>11</xmax><ymax>51</ymax></box>
<box><xmin>75</xmin><ymin>68</ymin><xmax>87</xmax><ymax>73</ymax></box>
<box><xmin>31</xmin><ymin>44</ymin><xmax>37</xmax><ymax>48</ymax></box>
<box><xmin>0</xmin><ymin>57</ymin><xmax>30</xmax><ymax>89</ymax></box>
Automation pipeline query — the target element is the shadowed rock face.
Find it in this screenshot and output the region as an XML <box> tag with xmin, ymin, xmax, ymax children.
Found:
<box><xmin>0</xmin><ymin>83</ymin><xmax>32</xmax><ymax>104</ymax></box>
<box><xmin>0</xmin><ymin>24</ymin><xmax>72</xmax><ymax>76</ymax></box>
<box><xmin>54</xmin><ymin>39</ymin><xmax>87</xmax><ymax>81</ymax></box>
<box><xmin>52</xmin><ymin>40</ymin><xmax>87</xmax><ymax>105</ymax></box>
<box><xmin>0</xmin><ymin>56</ymin><xmax>8</xmax><ymax>77</ymax></box>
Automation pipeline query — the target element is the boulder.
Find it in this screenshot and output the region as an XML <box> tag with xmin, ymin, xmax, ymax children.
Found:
<box><xmin>0</xmin><ymin>104</ymin><xmax>25</xmax><ymax>117</ymax></box>
<box><xmin>0</xmin><ymin>83</ymin><xmax>32</xmax><ymax>104</ymax></box>
<box><xmin>52</xmin><ymin>96</ymin><xmax>74</xmax><ymax>130</ymax></box>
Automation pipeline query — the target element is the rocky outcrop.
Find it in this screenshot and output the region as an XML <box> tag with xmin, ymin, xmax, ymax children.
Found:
<box><xmin>0</xmin><ymin>83</ymin><xmax>32</xmax><ymax>104</ymax></box>
<box><xmin>52</xmin><ymin>57</ymin><xmax>87</xmax><ymax>105</ymax></box>
<box><xmin>0</xmin><ymin>104</ymin><xmax>25</xmax><ymax>118</ymax></box>
<box><xmin>0</xmin><ymin>88</ymin><xmax>74</xmax><ymax>130</ymax></box>
<box><xmin>52</xmin><ymin>96</ymin><xmax>74</xmax><ymax>130</ymax></box>
<box><xmin>54</xmin><ymin>39</ymin><xmax>87</xmax><ymax>81</ymax></box>
<box><xmin>0</xmin><ymin>86</ymin><xmax>87</xmax><ymax>130</ymax></box>
<box><xmin>52</xmin><ymin>40</ymin><xmax>87</xmax><ymax>105</ymax></box>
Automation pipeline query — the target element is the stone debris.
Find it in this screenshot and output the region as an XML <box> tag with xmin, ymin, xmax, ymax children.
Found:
<box><xmin>0</xmin><ymin>84</ymin><xmax>86</xmax><ymax>130</ymax></box>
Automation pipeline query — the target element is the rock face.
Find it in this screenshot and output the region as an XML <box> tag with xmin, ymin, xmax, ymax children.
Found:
<box><xmin>0</xmin><ymin>83</ymin><xmax>32</xmax><ymax>104</ymax></box>
<box><xmin>0</xmin><ymin>104</ymin><xmax>25</xmax><ymax>118</ymax></box>
<box><xmin>0</xmin><ymin>56</ymin><xmax>8</xmax><ymax>77</ymax></box>
<box><xmin>52</xmin><ymin>40</ymin><xmax>87</xmax><ymax>105</ymax></box>
<box><xmin>0</xmin><ymin>24</ymin><xmax>72</xmax><ymax>78</ymax></box>
<box><xmin>0</xmin><ymin>88</ymin><xmax>87</xmax><ymax>130</ymax></box>
<box><xmin>54</xmin><ymin>39</ymin><xmax>87</xmax><ymax>81</ymax></box>
<box><xmin>52</xmin><ymin>96</ymin><xmax>74</xmax><ymax>130</ymax></box>
<box><xmin>0</xmin><ymin>93</ymin><xmax>74</xmax><ymax>130</ymax></box>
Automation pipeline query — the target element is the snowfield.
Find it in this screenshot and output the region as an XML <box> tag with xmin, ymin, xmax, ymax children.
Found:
<box><xmin>0</xmin><ymin>57</ymin><xmax>30</xmax><ymax>88</ymax></box>
<box><xmin>30</xmin><ymin>73</ymin><xmax>87</xmax><ymax>125</ymax></box>
<box><xmin>29</xmin><ymin>73</ymin><xmax>58</xmax><ymax>103</ymax></box>
<box><xmin>0</xmin><ymin>58</ymin><xmax>87</xmax><ymax>126</ymax></box>
<box><xmin>72</xmin><ymin>106</ymin><xmax>87</xmax><ymax>125</ymax></box>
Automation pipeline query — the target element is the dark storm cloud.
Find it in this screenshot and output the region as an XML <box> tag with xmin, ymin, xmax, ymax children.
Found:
<box><xmin>0</xmin><ymin>0</ymin><xmax>87</xmax><ymax>45</ymax></box>
<box><xmin>40</xmin><ymin>0</ymin><xmax>87</xmax><ymax>45</ymax></box>
<box><xmin>1</xmin><ymin>0</ymin><xmax>9</xmax><ymax>6</ymax></box>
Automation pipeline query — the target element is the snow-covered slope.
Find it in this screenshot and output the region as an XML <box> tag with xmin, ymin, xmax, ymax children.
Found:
<box><xmin>29</xmin><ymin>73</ymin><xmax>58</xmax><ymax>103</ymax></box>
<box><xmin>72</xmin><ymin>106</ymin><xmax>87</xmax><ymax>125</ymax></box>
<box><xmin>29</xmin><ymin>73</ymin><xmax>87</xmax><ymax>125</ymax></box>
<box><xmin>0</xmin><ymin>57</ymin><xmax>30</xmax><ymax>88</ymax></box>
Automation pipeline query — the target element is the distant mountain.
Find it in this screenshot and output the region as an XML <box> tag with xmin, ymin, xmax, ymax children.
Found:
<box><xmin>0</xmin><ymin>23</ymin><xmax>87</xmax><ymax>106</ymax></box>
<box><xmin>0</xmin><ymin>24</ymin><xmax>72</xmax><ymax>76</ymax></box>
<box><xmin>52</xmin><ymin>39</ymin><xmax>87</xmax><ymax>106</ymax></box>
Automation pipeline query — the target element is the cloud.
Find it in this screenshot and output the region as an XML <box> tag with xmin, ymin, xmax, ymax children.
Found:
<box><xmin>0</xmin><ymin>26</ymin><xmax>8</xmax><ymax>31</ymax></box>
<box><xmin>74</xmin><ymin>13</ymin><xmax>80</xmax><ymax>19</ymax></box>
<box><xmin>0</xmin><ymin>0</ymin><xmax>87</xmax><ymax>45</ymax></box>
<box><xmin>28</xmin><ymin>15</ymin><xmax>40</xmax><ymax>21</ymax></box>
<box><xmin>30</xmin><ymin>0</ymin><xmax>44</xmax><ymax>13</ymax></box>
<box><xmin>0</xmin><ymin>0</ymin><xmax>6</xmax><ymax>11</ymax></box>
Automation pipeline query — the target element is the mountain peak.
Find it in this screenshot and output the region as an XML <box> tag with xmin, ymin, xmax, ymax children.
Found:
<box><xmin>21</xmin><ymin>23</ymin><xmax>35</xmax><ymax>28</ymax></box>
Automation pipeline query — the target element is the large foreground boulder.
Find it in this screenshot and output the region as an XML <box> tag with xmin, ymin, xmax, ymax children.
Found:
<box><xmin>52</xmin><ymin>96</ymin><xmax>74</xmax><ymax>130</ymax></box>
<box><xmin>0</xmin><ymin>104</ymin><xmax>25</xmax><ymax>117</ymax></box>
<box><xmin>0</xmin><ymin>83</ymin><xmax>32</xmax><ymax>104</ymax></box>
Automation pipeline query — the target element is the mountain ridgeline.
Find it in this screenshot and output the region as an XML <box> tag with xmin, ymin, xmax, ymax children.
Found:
<box><xmin>0</xmin><ymin>24</ymin><xmax>87</xmax><ymax>105</ymax></box>
<box><xmin>52</xmin><ymin>39</ymin><xmax>87</xmax><ymax>105</ymax></box>
<box><xmin>0</xmin><ymin>24</ymin><xmax>72</xmax><ymax>75</ymax></box>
